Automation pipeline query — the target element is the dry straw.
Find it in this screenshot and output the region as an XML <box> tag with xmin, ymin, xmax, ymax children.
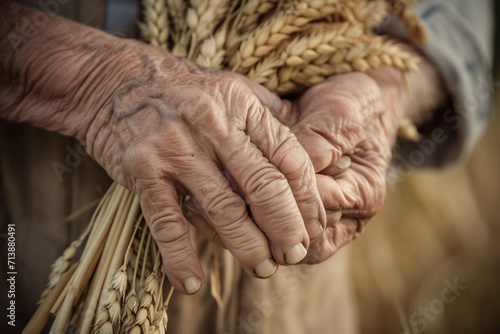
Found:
<box><xmin>28</xmin><ymin>0</ymin><xmax>427</xmax><ymax>332</ymax></box>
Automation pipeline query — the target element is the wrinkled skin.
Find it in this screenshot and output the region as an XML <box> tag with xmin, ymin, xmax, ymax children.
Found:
<box><xmin>286</xmin><ymin>73</ymin><xmax>399</xmax><ymax>263</ymax></box>
<box><xmin>190</xmin><ymin>71</ymin><xmax>400</xmax><ymax>264</ymax></box>
<box><xmin>83</xmin><ymin>42</ymin><xmax>328</xmax><ymax>293</ymax></box>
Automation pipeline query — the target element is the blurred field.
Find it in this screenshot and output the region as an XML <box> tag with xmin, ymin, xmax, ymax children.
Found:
<box><xmin>350</xmin><ymin>74</ymin><xmax>500</xmax><ymax>333</ymax></box>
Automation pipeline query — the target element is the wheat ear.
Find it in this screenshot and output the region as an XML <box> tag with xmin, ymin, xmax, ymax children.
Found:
<box><xmin>92</xmin><ymin>266</ymin><xmax>128</xmax><ymax>333</ymax></box>
<box><xmin>140</xmin><ymin>0</ymin><xmax>169</xmax><ymax>50</ymax></box>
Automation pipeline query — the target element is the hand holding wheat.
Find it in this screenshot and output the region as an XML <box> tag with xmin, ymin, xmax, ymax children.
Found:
<box><xmin>83</xmin><ymin>40</ymin><xmax>327</xmax><ymax>292</ymax></box>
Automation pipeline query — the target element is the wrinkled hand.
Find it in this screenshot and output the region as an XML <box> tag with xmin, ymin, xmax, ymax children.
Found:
<box><xmin>288</xmin><ymin>73</ymin><xmax>399</xmax><ymax>263</ymax></box>
<box><xmin>229</xmin><ymin>71</ymin><xmax>400</xmax><ymax>263</ymax></box>
<box><xmin>84</xmin><ymin>41</ymin><xmax>327</xmax><ymax>293</ymax></box>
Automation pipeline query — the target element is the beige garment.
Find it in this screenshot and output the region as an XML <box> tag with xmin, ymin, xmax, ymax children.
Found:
<box><xmin>0</xmin><ymin>2</ymin><xmax>358</xmax><ymax>333</ymax></box>
<box><xmin>167</xmin><ymin>228</ymin><xmax>358</xmax><ymax>334</ymax></box>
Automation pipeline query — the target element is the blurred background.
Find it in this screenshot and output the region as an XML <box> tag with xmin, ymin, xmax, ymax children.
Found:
<box><xmin>350</xmin><ymin>4</ymin><xmax>500</xmax><ymax>333</ymax></box>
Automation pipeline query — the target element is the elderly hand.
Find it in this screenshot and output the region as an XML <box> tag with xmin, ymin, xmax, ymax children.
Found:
<box><xmin>221</xmin><ymin>70</ymin><xmax>401</xmax><ymax>263</ymax></box>
<box><xmin>279</xmin><ymin>72</ymin><xmax>400</xmax><ymax>263</ymax></box>
<box><xmin>88</xmin><ymin>44</ymin><xmax>329</xmax><ymax>291</ymax></box>
<box><xmin>0</xmin><ymin>3</ymin><xmax>327</xmax><ymax>294</ymax></box>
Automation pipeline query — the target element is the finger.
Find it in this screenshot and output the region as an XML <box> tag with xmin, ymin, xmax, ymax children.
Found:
<box><xmin>219</xmin><ymin>133</ymin><xmax>310</xmax><ymax>264</ymax></box>
<box><xmin>325</xmin><ymin>210</ymin><xmax>342</xmax><ymax>227</ymax></box>
<box><xmin>219</xmin><ymin>120</ymin><xmax>321</xmax><ymax>265</ymax></box>
<box><xmin>325</xmin><ymin>156</ymin><xmax>386</xmax><ymax>216</ymax></box>
<box><xmin>182</xmin><ymin>198</ymin><xmax>226</xmax><ymax>249</ymax></box>
<box><xmin>247</xmin><ymin>104</ymin><xmax>327</xmax><ymax>238</ymax></box>
<box><xmin>219</xmin><ymin>80</ymin><xmax>326</xmax><ymax>242</ymax></box>
<box><xmin>320</xmin><ymin>155</ymin><xmax>352</xmax><ymax>177</ymax></box>
<box><xmin>303</xmin><ymin>216</ymin><xmax>365</xmax><ymax>264</ymax></box>
<box><xmin>136</xmin><ymin>178</ymin><xmax>204</xmax><ymax>295</ymax></box>
<box><xmin>179</xmin><ymin>158</ymin><xmax>279</xmax><ymax>278</ymax></box>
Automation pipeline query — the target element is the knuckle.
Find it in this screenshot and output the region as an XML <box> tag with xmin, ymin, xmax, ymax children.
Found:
<box><xmin>201</xmin><ymin>191</ymin><xmax>248</xmax><ymax>227</ymax></box>
<box><xmin>149</xmin><ymin>209</ymin><xmax>188</xmax><ymax>246</ymax></box>
<box><xmin>295</xmin><ymin>190</ymin><xmax>320</xmax><ymax>207</ymax></box>
<box><xmin>123</xmin><ymin>145</ymin><xmax>157</xmax><ymax>177</ymax></box>
<box><xmin>244</xmin><ymin>167</ymin><xmax>288</xmax><ymax>204</ymax></box>
<box><xmin>272</xmin><ymin>135</ymin><xmax>310</xmax><ymax>176</ymax></box>
<box><xmin>210</xmin><ymin>221</ymin><xmax>269</xmax><ymax>265</ymax></box>
<box><xmin>231</xmin><ymin>236</ymin><xmax>267</xmax><ymax>262</ymax></box>
<box><xmin>295</xmin><ymin>125</ymin><xmax>342</xmax><ymax>170</ymax></box>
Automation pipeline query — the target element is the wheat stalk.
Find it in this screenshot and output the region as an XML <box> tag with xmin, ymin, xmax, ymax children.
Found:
<box><xmin>38</xmin><ymin>195</ymin><xmax>109</xmax><ymax>304</ymax></box>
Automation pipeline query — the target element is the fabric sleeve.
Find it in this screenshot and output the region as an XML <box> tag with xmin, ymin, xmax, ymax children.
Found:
<box><xmin>384</xmin><ymin>0</ymin><xmax>495</xmax><ymax>168</ymax></box>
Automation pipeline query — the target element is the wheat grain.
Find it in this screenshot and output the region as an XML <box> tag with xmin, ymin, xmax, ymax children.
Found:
<box><xmin>268</xmin><ymin>37</ymin><xmax>420</xmax><ymax>95</ymax></box>
<box><xmin>39</xmin><ymin>240</ymin><xmax>78</xmax><ymax>303</ymax></box>
<box><xmin>398</xmin><ymin>117</ymin><xmax>423</xmax><ymax>141</ymax></box>
<box><xmin>194</xmin><ymin>0</ymin><xmax>228</xmax><ymax>43</ymax></box>
<box><xmin>230</xmin><ymin>0</ymin><xmax>375</xmax><ymax>71</ymax></box>
<box><xmin>246</xmin><ymin>22</ymin><xmax>362</xmax><ymax>83</ymax></box>
<box><xmin>141</xmin><ymin>0</ymin><xmax>169</xmax><ymax>50</ymax></box>
<box><xmin>171</xmin><ymin>31</ymin><xmax>191</xmax><ymax>57</ymax></box>
<box><xmin>92</xmin><ymin>266</ymin><xmax>128</xmax><ymax>333</ymax></box>
<box><xmin>120</xmin><ymin>219</ymin><xmax>147</xmax><ymax>334</ymax></box>
<box><xmin>235</xmin><ymin>0</ymin><xmax>279</xmax><ymax>33</ymax></box>
<box><xmin>185</xmin><ymin>0</ymin><xmax>229</xmax><ymax>60</ymax></box>
<box><xmin>230</xmin><ymin>7</ymin><xmax>309</xmax><ymax>70</ymax></box>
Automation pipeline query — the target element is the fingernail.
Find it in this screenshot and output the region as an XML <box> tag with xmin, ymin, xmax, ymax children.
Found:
<box><xmin>254</xmin><ymin>259</ymin><xmax>278</xmax><ymax>278</ymax></box>
<box><xmin>285</xmin><ymin>243</ymin><xmax>307</xmax><ymax>264</ymax></box>
<box><xmin>306</xmin><ymin>219</ymin><xmax>323</xmax><ymax>240</ymax></box>
<box><xmin>333</xmin><ymin>155</ymin><xmax>351</xmax><ymax>170</ymax></box>
<box><xmin>183</xmin><ymin>276</ymin><xmax>201</xmax><ymax>294</ymax></box>
<box><xmin>326</xmin><ymin>211</ymin><xmax>342</xmax><ymax>226</ymax></box>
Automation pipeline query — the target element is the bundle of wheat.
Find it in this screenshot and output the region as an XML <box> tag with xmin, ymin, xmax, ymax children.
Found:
<box><xmin>27</xmin><ymin>1</ymin><xmax>426</xmax><ymax>333</ymax></box>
